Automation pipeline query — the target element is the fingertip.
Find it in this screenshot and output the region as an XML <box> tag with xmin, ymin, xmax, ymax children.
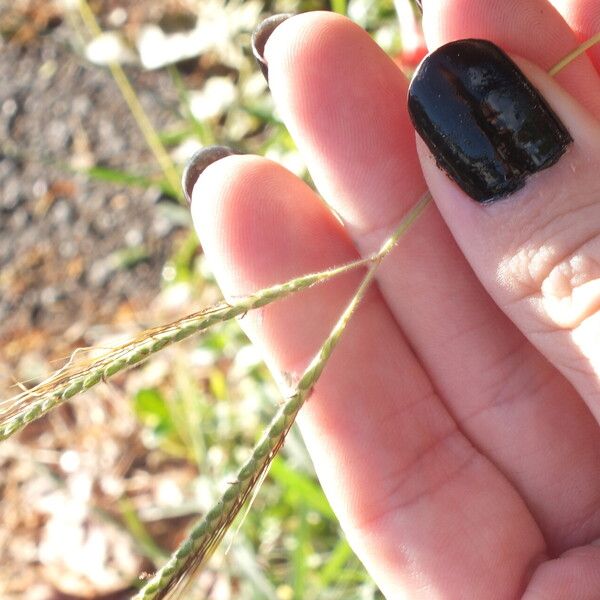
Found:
<box><xmin>190</xmin><ymin>154</ymin><xmax>353</xmax><ymax>299</ymax></box>
<box><xmin>411</xmin><ymin>43</ymin><xmax>570</xmax><ymax>205</ymax></box>
<box><xmin>190</xmin><ymin>153</ymin><xmax>272</xmax><ymax>258</ymax></box>
<box><xmin>262</xmin><ymin>10</ymin><xmax>368</xmax><ymax>93</ymax></box>
<box><xmin>182</xmin><ymin>146</ymin><xmax>239</xmax><ymax>205</ymax></box>
<box><xmin>421</xmin><ymin>0</ymin><xmax>600</xmax><ymax>118</ymax></box>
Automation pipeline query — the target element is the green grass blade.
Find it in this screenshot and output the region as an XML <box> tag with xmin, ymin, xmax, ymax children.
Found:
<box><xmin>319</xmin><ymin>539</ymin><xmax>354</xmax><ymax>587</ymax></box>
<box><xmin>330</xmin><ymin>0</ymin><xmax>348</xmax><ymax>15</ymax></box>
<box><xmin>119</xmin><ymin>497</ymin><xmax>169</xmax><ymax>565</ymax></box>
<box><xmin>269</xmin><ymin>456</ymin><xmax>335</xmax><ymax>519</ymax></box>
<box><xmin>292</xmin><ymin>505</ymin><xmax>309</xmax><ymax>598</ymax></box>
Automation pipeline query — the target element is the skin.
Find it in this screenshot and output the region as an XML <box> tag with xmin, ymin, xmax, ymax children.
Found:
<box><xmin>191</xmin><ymin>2</ymin><xmax>600</xmax><ymax>597</ymax></box>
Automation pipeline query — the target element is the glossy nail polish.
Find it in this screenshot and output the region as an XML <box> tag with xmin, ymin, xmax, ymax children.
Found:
<box><xmin>407</xmin><ymin>39</ymin><xmax>572</xmax><ymax>203</ymax></box>
<box><xmin>252</xmin><ymin>14</ymin><xmax>292</xmax><ymax>81</ymax></box>
<box><xmin>182</xmin><ymin>146</ymin><xmax>236</xmax><ymax>204</ymax></box>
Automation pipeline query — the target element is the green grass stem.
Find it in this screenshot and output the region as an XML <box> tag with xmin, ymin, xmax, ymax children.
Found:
<box><xmin>77</xmin><ymin>0</ymin><xmax>184</xmax><ymax>202</ymax></box>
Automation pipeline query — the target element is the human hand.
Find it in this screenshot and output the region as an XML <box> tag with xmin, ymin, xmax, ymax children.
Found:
<box><xmin>185</xmin><ymin>3</ymin><xmax>600</xmax><ymax>598</ymax></box>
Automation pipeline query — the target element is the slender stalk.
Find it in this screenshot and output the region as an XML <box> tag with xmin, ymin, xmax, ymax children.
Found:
<box><xmin>133</xmin><ymin>192</ymin><xmax>432</xmax><ymax>600</ymax></box>
<box><xmin>77</xmin><ymin>0</ymin><xmax>183</xmax><ymax>201</ymax></box>
<box><xmin>0</xmin><ymin>256</ymin><xmax>372</xmax><ymax>441</ymax></box>
<box><xmin>549</xmin><ymin>31</ymin><xmax>600</xmax><ymax>77</ymax></box>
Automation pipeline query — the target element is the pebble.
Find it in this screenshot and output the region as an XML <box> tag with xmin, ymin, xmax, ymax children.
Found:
<box><xmin>2</xmin><ymin>98</ymin><xmax>18</xmax><ymax>118</ymax></box>
<box><xmin>2</xmin><ymin>177</ymin><xmax>24</xmax><ymax>211</ymax></box>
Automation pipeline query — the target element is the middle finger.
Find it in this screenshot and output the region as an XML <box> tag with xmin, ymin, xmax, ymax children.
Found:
<box><xmin>263</xmin><ymin>10</ymin><xmax>600</xmax><ymax>552</ymax></box>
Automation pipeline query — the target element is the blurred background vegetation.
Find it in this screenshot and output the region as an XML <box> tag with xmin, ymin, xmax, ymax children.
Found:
<box><xmin>0</xmin><ymin>1</ymin><xmax>421</xmax><ymax>597</ymax></box>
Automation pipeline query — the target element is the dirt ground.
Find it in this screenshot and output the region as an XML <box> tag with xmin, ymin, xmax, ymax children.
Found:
<box><xmin>0</xmin><ymin>2</ymin><xmax>210</xmax><ymax>597</ymax></box>
<box><xmin>0</xmin><ymin>0</ymin><xmax>191</xmax><ymax>386</ymax></box>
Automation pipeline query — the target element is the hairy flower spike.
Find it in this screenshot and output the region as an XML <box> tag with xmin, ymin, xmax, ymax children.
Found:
<box><xmin>0</xmin><ymin>257</ymin><xmax>371</xmax><ymax>441</ymax></box>
<box><xmin>134</xmin><ymin>191</ymin><xmax>432</xmax><ymax>599</ymax></box>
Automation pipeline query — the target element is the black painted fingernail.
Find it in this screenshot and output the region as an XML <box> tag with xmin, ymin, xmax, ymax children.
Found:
<box><xmin>407</xmin><ymin>39</ymin><xmax>572</xmax><ymax>203</ymax></box>
<box><xmin>182</xmin><ymin>146</ymin><xmax>237</xmax><ymax>204</ymax></box>
<box><xmin>252</xmin><ymin>14</ymin><xmax>292</xmax><ymax>81</ymax></box>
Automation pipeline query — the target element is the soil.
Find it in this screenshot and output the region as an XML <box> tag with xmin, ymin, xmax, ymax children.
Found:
<box><xmin>0</xmin><ymin>1</ymin><xmax>190</xmax><ymax>380</ymax></box>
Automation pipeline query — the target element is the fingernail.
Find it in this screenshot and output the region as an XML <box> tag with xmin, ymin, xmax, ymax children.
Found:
<box><xmin>415</xmin><ymin>0</ymin><xmax>422</xmax><ymax>12</ymax></box>
<box><xmin>252</xmin><ymin>14</ymin><xmax>292</xmax><ymax>81</ymax></box>
<box><xmin>182</xmin><ymin>146</ymin><xmax>237</xmax><ymax>204</ymax></box>
<box><xmin>407</xmin><ymin>39</ymin><xmax>572</xmax><ymax>203</ymax></box>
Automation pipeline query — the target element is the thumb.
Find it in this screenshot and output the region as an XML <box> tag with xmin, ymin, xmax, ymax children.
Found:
<box><xmin>408</xmin><ymin>39</ymin><xmax>600</xmax><ymax>414</ymax></box>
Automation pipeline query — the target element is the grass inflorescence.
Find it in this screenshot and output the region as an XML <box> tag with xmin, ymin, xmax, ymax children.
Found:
<box><xmin>0</xmin><ymin>255</ymin><xmax>371</xmax><ymax>440</ymax></box>
<box><xmin>135</xmin><ymin>191</ymin><xmax>432</xmax><ymax>599</ymax></box>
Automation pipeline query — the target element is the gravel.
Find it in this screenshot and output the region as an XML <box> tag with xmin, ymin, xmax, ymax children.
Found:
<box><xmin>0</xmin><ymin>23</ymin><xmax>189</xmax><ymax>370</ymax></box>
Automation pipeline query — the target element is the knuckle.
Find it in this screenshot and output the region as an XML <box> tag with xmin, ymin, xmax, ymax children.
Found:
<box><xmin>541</xmin><ymin>245</ymin><xmax>600</xmax><ymax>329</ymax></box>
<box><xmin>497</xmin><ymin>182</ymin><xmax>600</xmax><ymax>331</ymax></box>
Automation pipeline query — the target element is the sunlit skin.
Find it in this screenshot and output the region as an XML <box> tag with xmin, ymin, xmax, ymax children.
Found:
<box><xmin>191</xmin><ymin>1</ymin><xmax>600</xmax><ymax>597</ymax></box>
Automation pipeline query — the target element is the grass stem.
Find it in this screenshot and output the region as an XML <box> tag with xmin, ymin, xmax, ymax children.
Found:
<box><xmin>549</xmin><ymin>31</ymin><xmax>600</xmax><ymax>76</ymax></box>
<box><xmin>77</xmin><ymin>0</ymin><xmax>183</xmax><ymax>201</ymax></box>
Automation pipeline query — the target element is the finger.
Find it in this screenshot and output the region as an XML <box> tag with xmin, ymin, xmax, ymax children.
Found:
<box><xmin>421</xmin><ymin>0</ymin><xmax>600</xmax><ymax>118</ymax></box>
<box><xmin>263</xmin><ymin>11</ymin><xmax>600</xmax><ymax>551</ymax></box>
<box><xmin>190</xmin><ymin>153</ymin><xmax>545</xmax><ymax>597</ymax></box>
<box><xmin>409</xmin><ymin>40</ymin><xmax>600</xmax><ymax>418</ymax></box>
<box><xmin>548</xmin><ymin>0</ymin><xmax>600</xmax><ymax>73</ymax></box>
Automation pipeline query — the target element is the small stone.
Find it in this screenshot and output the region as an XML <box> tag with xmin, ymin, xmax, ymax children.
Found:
<box><xmin>2</xmin><ymin>176</ymin><xmax>24</xmax><ymax>210</ymax></box>
<box><xmin>2</xmin><ymin>98</ymin><xmax>18</xmax><ymax>118</ymax></box>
